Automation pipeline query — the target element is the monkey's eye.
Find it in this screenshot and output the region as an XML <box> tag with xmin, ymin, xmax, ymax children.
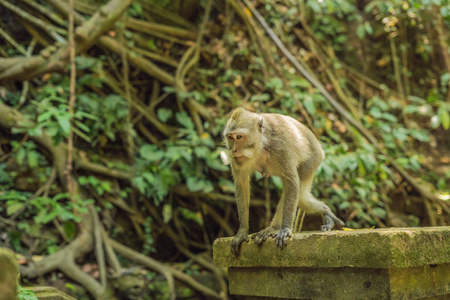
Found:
<box><xmin>236</xmin><ymin>135</ymin><xmax>242</xmax><ymax>140</ymax></box>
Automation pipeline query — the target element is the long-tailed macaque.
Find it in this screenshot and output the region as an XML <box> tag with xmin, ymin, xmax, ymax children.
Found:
<box><xmin>223</xmin><ymin>108</ymin><xmax>344</xmax><ymax>255</ymax></box>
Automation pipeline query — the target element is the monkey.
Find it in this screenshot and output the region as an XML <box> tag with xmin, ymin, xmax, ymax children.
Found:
<box><xmin>223</xmin><ymin>107</ymin><xmax>344</xmax><ymax>256</ymax></box>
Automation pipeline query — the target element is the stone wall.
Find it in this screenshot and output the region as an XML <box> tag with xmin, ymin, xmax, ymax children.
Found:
<box><xmin>213</xmin><ymin>227</ymin><xmax>450</xmax><ymax>299</ymax></box>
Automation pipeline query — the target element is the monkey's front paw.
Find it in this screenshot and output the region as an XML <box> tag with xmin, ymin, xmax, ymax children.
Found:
<box><xmin>231</xmin><ymin>230</ymin><xmax>249</xmax><ymax>256</ymax></box>
<box><xmin>252</xmin><ymin>226</ymin><xmax>276</xmax><ymax>245</ymax></box>
<box><xmin>273</xmin><ymin>227</ymin><xmax>292</xmax><ymax>249</ymax></box>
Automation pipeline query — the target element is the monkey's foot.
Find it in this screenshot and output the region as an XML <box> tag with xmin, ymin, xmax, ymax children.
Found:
<box><xmin>273</xmin><ymin>227</ymin><xmax>292</xmax><ymax>249</ymax></box>
<box><xmin>231</xmin><ymin>230</ymin><xmax>249</xmax><ymax>256</ymax></box>
<box><xmin>252</xmin><ymin>226</ymin><xmax>277</xmax><ymax>245</ymax></box>
<box><xmin>321</xmin><ymin>213</ymin><xmax>345</xmax><ymax>231</ymax></box>
<box><xmin>321</xmin><ymin>224</ymin><xmax>332</xmax><ymax>231</ymax></box>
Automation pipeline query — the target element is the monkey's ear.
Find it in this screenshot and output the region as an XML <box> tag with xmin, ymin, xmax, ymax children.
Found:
<box><xmin>257</xmin><ymin>117</ymin><xmax>264</xmax><ymax>133</ymax></box>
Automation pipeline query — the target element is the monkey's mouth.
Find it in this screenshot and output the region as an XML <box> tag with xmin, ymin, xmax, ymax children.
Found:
<box><xmin>234</xmin><ymin>156</ymin><xmax>247</xmax><ymax>163</ymax></box>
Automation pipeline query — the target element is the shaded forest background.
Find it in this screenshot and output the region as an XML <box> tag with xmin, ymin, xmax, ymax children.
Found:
<box><xmin>0</xmin><ymin>0</ymin><xmax>449</xmax><ymax>299</ymax></box>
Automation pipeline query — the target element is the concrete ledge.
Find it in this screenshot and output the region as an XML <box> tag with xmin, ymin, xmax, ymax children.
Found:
<box><xmin>213</xmin><ymin>227</ymin><xmax>450</xmax><ymax>299</ymax></box>
<box><xmin>214</xmin><ymin>227</ymin><xmax>450</xmax><ymax>268</ymax></box>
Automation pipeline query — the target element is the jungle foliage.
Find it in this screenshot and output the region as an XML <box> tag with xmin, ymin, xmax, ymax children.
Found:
<box><xmin>0</xmin><ymin>0</ymin><xmax>449</xmax><ymax>299</ymax></box>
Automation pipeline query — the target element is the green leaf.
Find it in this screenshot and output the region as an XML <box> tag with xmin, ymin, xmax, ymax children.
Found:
<box><xmin>339</xmin><ymin>201</ymin><xmax>351</xmax><ymax>210</ymax></box>
<box><xmin>219</xmin><ymin>178</ymin><xmax>235</xmax><ymax>193</ymax></box>
<box><xmin>37</xmin><ymin>111</ymin><xmax>53</xmax><ymax>123</ymax></box>
<box><xmin>194</xmin><ymin>146</ymin><xmax>209</xmax><ymax>158</ymax></box>
<box><xmin>358</xmin><ymin>159</ymin><xmax>366</xmax><ymax>176</ymax></box>
<box><xmin>73</xmin><ymin>127</ymin><xmax>92</xmax><ymax>142</ymax></box>
<box><xmin>78</xmin><ymin>176</ymin><xmax>89</xmax><ymax>185</ymax></box>
<box><xmin>18</xmin><ymin>286</ymin><xmax>38</xmax><ymax>300</ymax></box>
<box><xmin>403</xmin><ymin>105</ymin><xmax>418</xmax><ymax>114</ymax></box>
<box><xmin>206</xmin><ymin>155</ymin><xmax>229</xmax><ymax>171</ymax></box>
<box><xmin>356</xmin><ymin>24</ymin><xmax>365</xmax><ymax>39</ymax></box>
<box><xmin>202</xmin><ymin>181</ymin><xmax>214</xmax><ymax>193</ymax></box>
<box><xmin>76</xmin><ymin>110</ymin><xmax>100</xmax><ymax>121</ymax></box>
<box><xmin>186</xmin><ymin>177</ymin><xmax>204</xmax><ymax>192</ymax></box>
<box><xmin>369</xmin><ymin>106</ymin><xmax>382</xmax><ymax>118</ymax></box>
<box><xmin>266</xmin><ymin>78</ymin><xmax>283</xmax><ymax>89</ymax></box>
<box><xmin>63</xmin><ymin>221</ymin><xmax>77</xmax><ymax>240</ymax></box>
<box><xmin>179</xmin><ymin>207</ymin><xmax>203</xmax><ymax>226</ymax></box>
<box><xmin>250</xmin><ymin>93</ymin><xmax>270</xmax><ymax>102</ymax></box>
<box><xmin>303</xmin><ymin>95</ymin><xmax>315</xmax><ymax>115</ymax></box>
<box><xmin>355</xmin><ymin>187</ymin><xmax>368</xmax><ymax>199</ymax></box>
<box><xmin>377</xmin><ymin>122</ymin><xmax>391</xmax><ymax>133</ymax></box>
<box><xmin>142</xmin><ymin>172</ymin><xmax>155</xmax><ymax>183</ymax></box>
<box><xmin>7</xmin><ymin>202</ymin><xmax>24</xmax><ymax>216</ymax></box>
<box><xmin>393</xmin><ymin>128</ymin><xmax>408</xmax><ymax>141</ymax></box>
<box><xmin>176</xmin><ymin>111</ymin><xmax>195</xmax><ymax>130</ymax></box>
<box><xmin>56</xmin><ymin>114</ymin><xmax>71</xmax><ymax>134</ymax></box>
<box><xmin>17</xmin><ymin>222</ymin><xmax>30</xmax><ymax>233</ymax></box>
<box><xmin>9</xmin><ymin>231</ymin><xmax>21</xmax><ymax>251</ymax></box>
<box><xmin>396</xmin><ymin>157</ymin><xmax>409</xmax><ymax>168</ymax></box>
<box><xmin>27</xmin><ymin>150</ymin><xmax>38</xmax><ymax>168</ymax></box>
<box><xmin>441</xmin><ymin>73</ymin><xmax>450</xmax><ymax>86</ymax></box>
<box><xmin>439</xmin><ymin>107</ymin><xmax>450</xmax><ymax>130</ymax></box>
<box><xmin>101</xmin><ymin>182</ymin><xmax>112</xmax><ymax>192</ymax></box>
<box><xmin>75</xmin><ymin>120</ymin><xmax>90</xmax><ymax>133</ymax></box>
<box><xmin>291</xmin><ymin>79</ymin><xmax>310</xmax><ymax>88</ymax></box>
<box><xmin>47</xmin><ymin>245</ymin><xmax>60</xmax><ymax>255</ymax></box>
<box><xmin>132</xmin><ymin>177</ymin><xmax>146</xmax><ymax>194</ymax></box>
<box><xmin>162</xmin><ymin>204</ymin><xmax>172</xmax><ymax>224</ymax></box>
<box><xmin>40</xmin><ymin>208</ymin><xmax>59</xmax><ymax>224</ymax></box>
<box><xmin>364</xmin><ymin>22</ymin><xmax>373</xmax><ymax>35</ymax></box>
<box><xmin>147</xmin><ymin>39</ymin><xmax>157</xmax><ymax>50</ymax></box>
<box><xmin>16</xmin><ymin>148</ymin><xmax>25</xmax><ymax>165</ymax></box>
<box><xmin>75</xmin><ymin>56</ymin><xmax>99</xmax><ymax>70</ymax></box>
<box><xmin>157</xmin><ymin>108</ymin><xmax>173</xmax><ymax>123</ymax></box>
<box><xmin>381</xmin><ymin>112</ymin><xmax>397</xmax><ymax>122</ymax></box>
<box><xmin>271</xmin><ymin>176</ymin><xmax>283</xmax><ymax>191</ymax></box>
<box><xmin>372</xmin><ymin>207</ymin><xmax>387</xmax><ymax>218</ymax></box>
<box><xmin>140</xmin><ymin>144</ymin><xmax>164</xmax><ymax>162</ymax></box>
<box><xmin>45</xmin><ymin>123</ymin><xmax>59</xmax><ymax>137</ymax></box>
<box><xmin>407</xmin><ymin>95</ymin><xmax>426</xmax><ymax>103</ymax></box>
<box><xmin>410</xmin><ymin>129</ymin><xmax>429</xmax><ymax>142</ymax></box>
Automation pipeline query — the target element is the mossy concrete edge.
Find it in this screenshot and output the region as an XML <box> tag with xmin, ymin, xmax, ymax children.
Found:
<box><xmin>213</xmin><ymin>227</ymin><xmax>450</xmax><ymax>269</ymax></box>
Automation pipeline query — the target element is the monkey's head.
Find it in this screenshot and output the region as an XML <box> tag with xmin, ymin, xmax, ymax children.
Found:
<box><xmin>223</xmin><ymin>108</ymin><xmax>266</xmax><ymax>166</ymax></box>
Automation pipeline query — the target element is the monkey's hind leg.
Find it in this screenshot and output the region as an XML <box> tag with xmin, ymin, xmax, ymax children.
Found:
<box><xmin>300</xmin><ymin>191</ymin><xmax>345</xmax><ymax>232</ymax></box>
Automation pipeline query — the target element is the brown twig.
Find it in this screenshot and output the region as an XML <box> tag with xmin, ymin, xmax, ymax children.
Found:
<box><xmin>90</xmin><ymin>205</ymin><xmax>107</xmax><ymax>288</ymax></box>
<box><xmin>65</xmin><ymin>0</ymin><xmax>76</xmax><ymax>203</ymax></box>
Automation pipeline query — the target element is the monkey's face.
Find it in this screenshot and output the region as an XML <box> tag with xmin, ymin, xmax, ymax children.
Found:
<box><xmin>223</xmin><ymin>108</ymin><xmax>265</xmax><ymax>166</ymax></box>
<box><xmin>225</xmin><ymin>133</ymin><xmax>256</xmax><ymax>164</ymax></box>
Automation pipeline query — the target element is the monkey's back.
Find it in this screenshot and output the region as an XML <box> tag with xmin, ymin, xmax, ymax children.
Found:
<box><xmin>260</xmin><ymin>113</ymin><xmax>323</xmax><ymax>167</ymax></box>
